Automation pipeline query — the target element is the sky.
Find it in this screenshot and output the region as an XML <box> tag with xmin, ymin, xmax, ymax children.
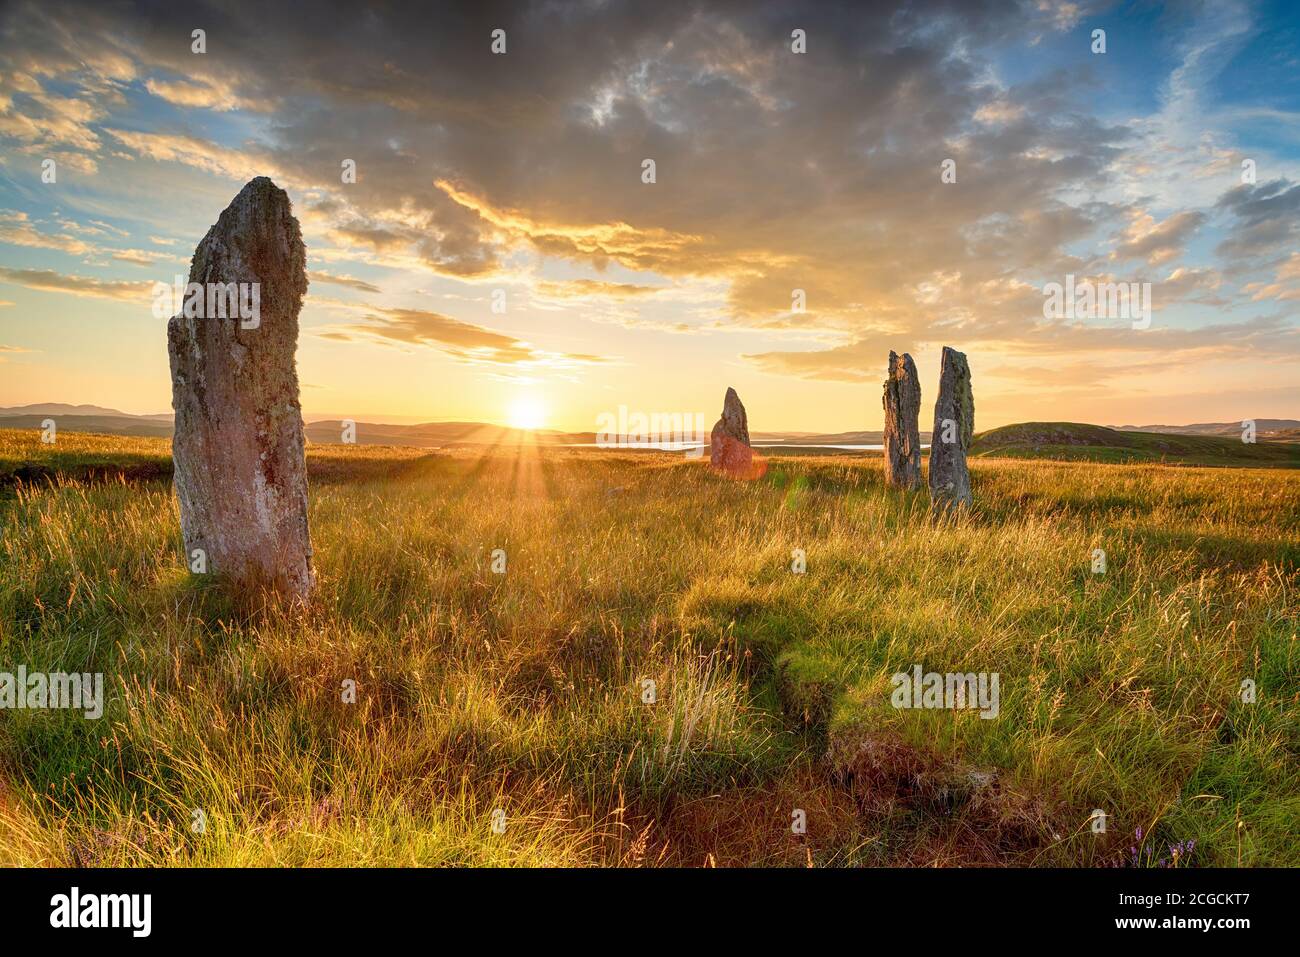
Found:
<box><xmin>1</xmin><ymin>0</ymin><xmax>1298</xmax><ymax>433</ymax></box>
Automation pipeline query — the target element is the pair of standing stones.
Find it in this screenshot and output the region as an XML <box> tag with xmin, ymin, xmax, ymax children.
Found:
<box><xmin>883</xmin><ymin>347</ymin><xmax>973</xmax><ymax>508</ymax></box>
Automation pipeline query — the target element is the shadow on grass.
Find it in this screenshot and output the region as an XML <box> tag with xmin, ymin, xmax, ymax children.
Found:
<box><xmin>1127</xmin><ymin>527</ymin><xmax>1299</xmax><ymax>573</ymax></box>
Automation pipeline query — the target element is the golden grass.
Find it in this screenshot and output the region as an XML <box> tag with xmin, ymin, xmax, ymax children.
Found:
<box><xmin>0</xmin><ymin>430</ymin><xmax>1295</xmax><ymax>866</ymax></box>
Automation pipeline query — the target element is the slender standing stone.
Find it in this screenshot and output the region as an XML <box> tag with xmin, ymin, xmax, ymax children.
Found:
<box><xmin>928</xmin><ymin>346</ymin><xmax>974</xmax><ymax>509</ymax></box>
<box><xmin>882</xmin><ymin>351</ymin><xmax>921</xmax><ymax>489</ymax></box>
<box><xmin>710</xmin><ymin>386</ymin><xmax>753</xmax><ymax>476</ymax></box>
<box><xmin>167</xmin><ymin>177</ymin><xmax>314</xmax><ymax>602</ymax></box>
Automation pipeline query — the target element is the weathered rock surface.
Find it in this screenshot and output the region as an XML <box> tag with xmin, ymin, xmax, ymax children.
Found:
<box><xmin>928</xmin><ymin>346</ymin><xmax>974</xmax><ymax>509</ymax></box>
<box><xmin>882</xmin><ymin>351</ymin><xmax>921</xmax><ymax>489</ymax></box>
<box><xmin>710</xmin><ymin>386</ymin><xmax>755</xmax><ymax>476</ymax></box>
<box><xmin>167</xmin><ymin>176</ymin><xmax>314</xmax><ymax>602</ymax></box>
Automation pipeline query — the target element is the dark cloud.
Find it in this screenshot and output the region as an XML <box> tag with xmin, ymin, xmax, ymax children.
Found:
<box><xmin>1</xmin><ymin>0</ymin><xmax>1118</xmax><ymax>283</ymax></box>
<box><xmin>1214</xmin><ymin>179</ymin><xmax>1300</xmax><ymax>261</ymax></box>
<box><xmin>2</xmin><ymin>0</ymin><xmax>1288</xmax><ymax>388</ymax></box>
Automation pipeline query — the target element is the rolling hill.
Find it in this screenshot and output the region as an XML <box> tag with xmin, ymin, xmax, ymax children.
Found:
<box><xmin>971</xmin><ymin>422</ymin><xmax>1300</xmax><ymax>467</ymax></box>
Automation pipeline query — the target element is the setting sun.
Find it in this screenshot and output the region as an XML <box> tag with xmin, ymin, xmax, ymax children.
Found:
<box><xmin>507</xmin><ymin>394</ymin><xmax>547</xmax><ymax>431</ymax></box>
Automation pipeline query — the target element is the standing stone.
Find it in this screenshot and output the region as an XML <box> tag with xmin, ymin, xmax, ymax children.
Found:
<box><xmin>710</xmin><ymin>386</ymin><xmax>754</xmax><ymax>476</ymax></box>
<box><xmin>167</xmin><ymin>177</ymin><xmax>314</xmax><ymax>602</ymax></box>
<box><xmin>928</xmin><ymin>346</ymin><xmax>974</xmax><ymax>509</ymax></box>
<box><xmin>882</xmin><ymin>351</ymin><xmax>921</xmax><ymax>489</ymax></box>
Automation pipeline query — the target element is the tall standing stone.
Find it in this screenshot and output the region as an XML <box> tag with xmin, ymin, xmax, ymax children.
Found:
<box><xmin>882</xmin><ymin>351</ymin><xmax>921</xmax><ymax>489</ymax></box>
<box><xmin>710</xmin><ymin>386</ymin><xmax>754</xmax><ymax>477</ymax></box>
<box><xmin>928</xmin><ymin>346</ymin><xmax>974</xmax><ymax>509</ymax></box>
<box><xmin>167</xmin><ymin>177</ymin><xmax>314</xmax><ymax>602</ymax></box>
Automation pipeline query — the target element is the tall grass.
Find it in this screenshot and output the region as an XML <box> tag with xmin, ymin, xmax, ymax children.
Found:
<box><xmin>0</xmin><ymin>430</ymin><xmax>1295</xmax><ymax>866</ymax></box>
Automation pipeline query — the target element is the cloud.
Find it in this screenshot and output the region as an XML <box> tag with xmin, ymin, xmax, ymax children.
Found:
<box><xmin>984</xmin><ymin>358</ymin><xmax>1172</xmax><ymax>387</ymax></box>
<box><xmin>744</xmin><ymin>285</ymin><xmax>1299</xmax><ymax>385</ymax></box>
<box><xmin>533</xmin><ymin>279</ymin><xmax>663</xmax><ymax>299</ymax></box>
<box><xmin>321</xmin><ymin>306</ymin><xmax>612</xmax><ymax>368</ymax></box>
<box><xmin>108</xmin><ymin>248</ymin><xmax>177</xmax><ymax>267</ymax></box>
<box><xmin>0</xmin><ymin>214</ymin><xmax>97</xmax><ymax>256</ymax></box>
<box><xmin>144</xmin><ymin>76</ymin><xmax>273</xmax><ymax>112</ymax></box>
<box><xmin>1245</xmin><ymin>252</ymin><xmax>1300</xmax><ymax>303</ymax></box>
<box><xmin>102</xmin><ymin>128</ymin><xmax>276</xmax><ymax>183</ymax></box>
<box><xmin>1159</xmin><ymin>266</ymin><xmax>1224</xmax><ymax>305</ymax></box>
<box><xmin>742</xmin><ymin>337</ymin><xmax>889</xmax><ymax>383</ymax></box>
<box><xmin>307</xmin><ymin>270</ymin><xmax>382</xmax><ymax>294</ymax></box>
<box><xmin>1215</xmin><ymin>179</ymin><xmax>1300</xmax><ymax>260</ymax></box>
<box><xmin>0</xmin><ymin>267</ymin><xmax>152</xmax><ymax>302</ymax></box>
<box><xmin>0</xmin><ymin>214</ymin><xmax>181</xmax><ymax>268</ymax></box>
<box><xmin>0</xmin><ymin>89</ymin><xmax>103</xmax><ymax>156</ymax></box>
<box><xmin>1</xmin><ymin>0</ymin><xmax>1295</xmax><ymax>405</ymax></box>
<box><xmin>1112</xmin><ymin>210</ymin><xmax>1206</xmax><ymax>267</ymax></box>
<box><xmin>57</xmin><ymin>217</ymin><xmax>128</xmax><ymax>239</ymax></box>
<box><xmin>8</xmin><ymin>0</ymin><xmax>1121</xmax><ymax>347</ymax></box>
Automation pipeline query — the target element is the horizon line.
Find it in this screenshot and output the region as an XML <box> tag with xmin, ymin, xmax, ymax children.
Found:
<box><xmin>0</xmin><ymin>401</ymin><xmax>1294</xmax><ymax>434</ymax></box>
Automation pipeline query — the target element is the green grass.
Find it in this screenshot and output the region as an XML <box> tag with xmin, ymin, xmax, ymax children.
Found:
<box><xmin>971</xmin><ymin>422</ymin><xmax>1300</xmax><ymax>468</ymax></box>
<box><xmin>0</xmin><ymin>428</ymin><xmax>1296</xmax><ymax>867</ymax></box>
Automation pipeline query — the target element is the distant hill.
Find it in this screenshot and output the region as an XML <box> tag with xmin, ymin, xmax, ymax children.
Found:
<box><xmin>971</xmin><ymin>422</ymin><xmax>1300</xmax><ymax>467</ymax></box>
<box><xmin>0</xmin><ymin>403</ymin><xmax>172</xmax><ymax>421</ymax></box>
<box><xmin>1112</xmin><ymin>419</ymin><xmax>1300</xmax><ymax>440</ymax></box>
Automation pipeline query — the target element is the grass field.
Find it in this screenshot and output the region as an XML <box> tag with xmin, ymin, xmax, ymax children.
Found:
<box><xmin>0</xmin><ymin>428</ymin><xmax>1296</xmax><ymax>866</ymax></box>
